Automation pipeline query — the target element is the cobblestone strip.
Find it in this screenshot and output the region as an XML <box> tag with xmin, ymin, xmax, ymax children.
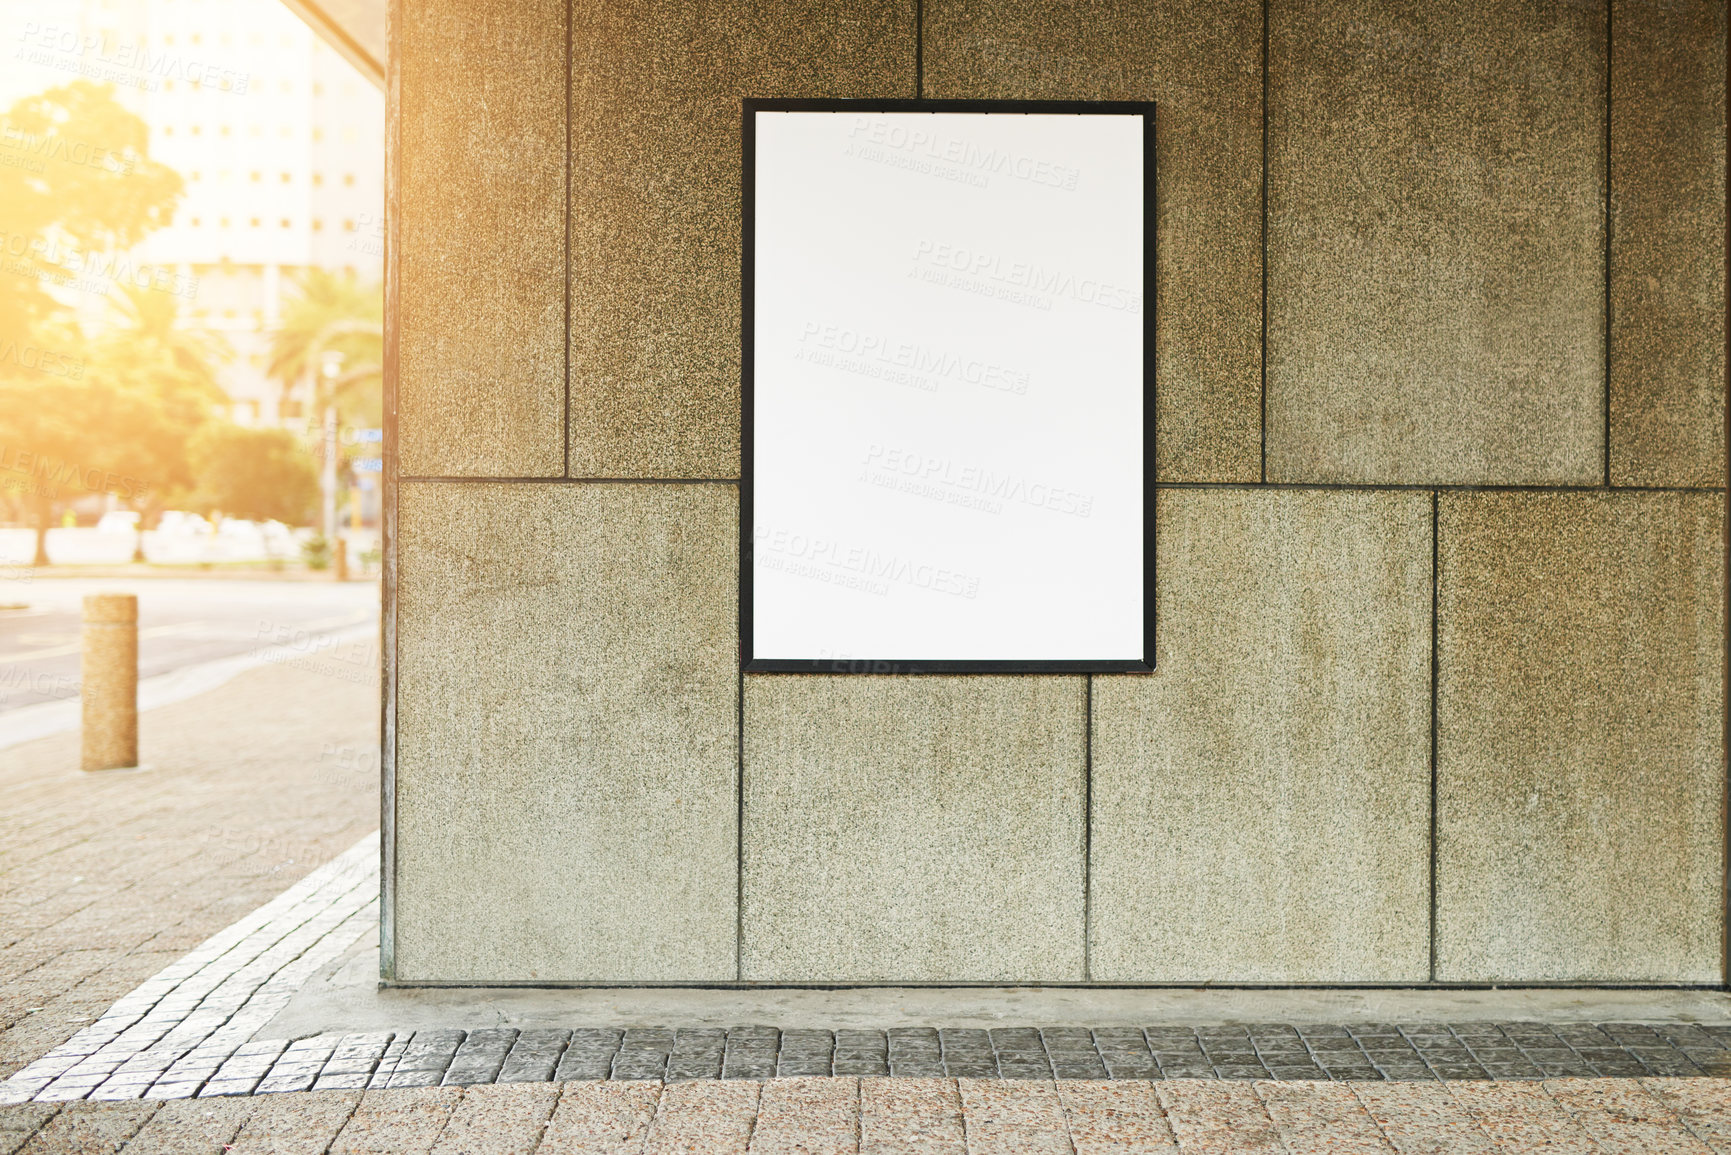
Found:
<box><xmin>167</xmin><ymin>1022</ymin><xmax>1731</xmax><ymax>1099</ymax></box>
<box><xmin>0</xmin><ymin>832</ymin><xmax>379</xmax><ymax>1105</ymax></box>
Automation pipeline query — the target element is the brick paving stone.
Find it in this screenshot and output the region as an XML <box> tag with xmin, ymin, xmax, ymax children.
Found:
<box><xmin>1446</xmin><ymin>1081</ymin><xmax>1599</xmax><ymax>1154</ymax></box>
<box><xmin>555</xmin><ymin>1032</ymin><xmax>622</xmax><ymax>1083</ymax></box>
<box><xmin>722</xmin><ymin>1027</ymin><xmax>779</xmax><ymax>1081</ymax></box>
<box><xmin>858</xmin><ymin>1077</ymin><xmax>964</xmax><ymax>1155</ymax></box>
<box><xmin>1350</xmin><ymin>1081</ymin><xmax>1494</xmax><ymax>1153</ymax></box>
<box><xmin>1646</xmin><ymin>1078</ymin><xmax>1731</xmax><ymax>1153</ymax></box>
<box><xmin>431</xmin><ymin>1082</ymin><xmax>561</xmax><ymax>1155</ymax></box>
<box><xmin>13</xmin><ymin>1099</ymin><xmax>155</xmax><ymax>1154</ymax></box>
<box><xmin>1639</xmin><ymin>1049</ymin><xmax>1711</xmax><ymax>1078</ymax></box>
<box><xmin>500</xmin><ymin>1030</ymin><xmax>574</xmax><ymax>1084</ymax></box>
<box><xmin>1544</xmin><ymin>1077</ymin><xmax>1713</xmax><ymax>1153</ymax></box>
<box><xmin>612</xmin><ymin>1030</ymin><xmax>673</xmax><ymax>1083</ymax></box>
<box><xmin>1041</xmin><ymin>1029</ymin><xmax>1108</xmax><ymax>1081</ymax></box>
<box><xmin>326</xmin><ymin>1086</ymin><xmax>461</xmax><ymax>1155</ymax></box>
<box><xmin>640</xmin><ymin>1079</ymin><xmax>760</xmax><ymax>1155</ymax></box>
<box><xmin>367</xmin><ymin>1034</ymin><xmax>411</xmax><ymax>1090</ymax></box>
<box><xmin>1254</xmin><ymin>1080</ymin><xmax>1390</xmax><ymax>1154</ymax></box>
<box><xmin>225</xmin><ymin>1088</ymin><xmax>359</xmax><ymax>1155</ymax></box>
<box><xmin>956</xmin><ymin>1078</ymin><xmax>1071</xmax><ymax>1154</ymax></box>
<box><xmin>884</xmin><ymin>1029</ymin><xmax>944</xmax><ymax>1080</ymax></box>
<box><xmin>1154</xmin><ymin>1081</ymin><xmax>1281</xmax><ymax>1153</ymax></box>
<box><xmin>119</xmin><ymin>1096</ymin><xmax>254</xmax><ymax>1154</ymax></box>
<box><xmin>389</xmin><ymin>1030</ymin><xmax>467</xmax><ymax>1090</ymax></box>
<box><xmin>254</xmin><ymin>1037</ymin><xmax>338</xmax><ymax>1095</ymax></box>
<box><xmin>538</xmin><ymin>1082</ymin><xmax>661</xmax><ymax>1155</ymax></box>
<box><xmin>937</xmin><ymin>1030</ymin><xmax>996</xmax><ymax>1080</ymax></box>
<box><xmin>0</xmin><ymin>1104</ymin><xmax>60</xmax><ymax>1155</ymax></box>
<box><xmin>1054</xmin><ymin>1080</ymin><xmax>1176</xmax><ymax>1153</ymax></box>
<box><xmin>749</xmin><ymin>1076</ymin><xmax>857</xmax><ymax>1155</ymax></box>
<box><xmin>444</xmin><ymin>1029</ymin><xmax>519</xmax><ymax>1087</ymax></box>
<box><xmin>315</xmin><ymin>1032</ymin><xmax>395</xmax><ymax>1091</ymax></box>
<box><xmin>832</xmin><ymin>1031</ymin><xmax>888</xmax><ymax>1079</ymax></box>
<box><xmin>775</xmin><ymin>1030</ymin><xmax>836</xmax><ymax>1079</ymax></box>
<box><xmin>665</xmin><ymin>1029</ymin><xmax>724</xmax><ymax>1082</ymax></box>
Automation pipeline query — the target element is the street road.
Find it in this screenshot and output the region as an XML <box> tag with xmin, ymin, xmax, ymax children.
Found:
<box><xmin>0</xmin><ymin>578</ymin><xmax>380</xmax><ymax>713</ymax></box>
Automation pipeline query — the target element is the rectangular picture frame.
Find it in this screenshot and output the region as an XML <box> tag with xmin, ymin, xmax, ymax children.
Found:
<box><xmin>741</xmin><ymin>98</ymin><xmax>1156</xmax><ymax>675</ymax></box>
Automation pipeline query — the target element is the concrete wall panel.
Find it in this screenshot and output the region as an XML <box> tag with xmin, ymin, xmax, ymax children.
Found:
<box><xmin>924</xmin><ymin>0</ymin><xmax>1263</xmax><ymax>482</ymax></box>
<box><xmin>398</xmin><ymin>0</ymin><xmax>567</xmax><ymax>476</ymax></box>
<box><xmin>1436</xmin><ymin>490</ymin><xmax>1725</xmax><ymax>982</ymax></box>
<box><xmin>567</xmin><ymin>0</ymin><xmax>916</xmax><ymax>478</ymax></box>
<box><xmin>1266</xmin><ymin>0</ymin><xmax>1607</xmax><ymax>485</ymax></box>
<box><xmin>394</xmin><ymin>481</ymin><xmax>738</xmax><ymax>981</ymax></box>
<box><xmin>1609</xmin><ymin>0</ymin><xmax>1727</xmax><ymax>487</ymax></box>
<box><xmin>1091</xmin><ymin>488</ymin><xmax>1432</xmax><ymax>982</ymax></box>
<box><xmin>742</xmin><ymin>676</ymin><xmax>1086</xmax><ymax>982</ymax></box>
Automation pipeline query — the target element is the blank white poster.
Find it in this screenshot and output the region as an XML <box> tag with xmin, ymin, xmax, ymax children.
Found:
<box><xmin>750</xmin><ymin>107</ymin><xmax>1148</xmax><ymax>666</ymax></box>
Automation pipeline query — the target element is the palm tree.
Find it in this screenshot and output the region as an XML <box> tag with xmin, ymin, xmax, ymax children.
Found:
<box><xmin>266</xmin><ymin>269</ymin><xmax>382</xmax><ymax>544</ymax></box>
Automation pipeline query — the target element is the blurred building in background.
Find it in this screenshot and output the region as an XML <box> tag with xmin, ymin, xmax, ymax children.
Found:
<box><xmin>4</xmin><ymin>0</ymin><xmax>384</xmax><ymax>427</ymax></box>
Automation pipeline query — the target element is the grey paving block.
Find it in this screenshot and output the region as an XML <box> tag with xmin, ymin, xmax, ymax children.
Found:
<box><xmin>498</xmin><ymin>1029</ymin><xmax>572</xmax><ymax>1083</ymax></box>
<box><xmin>388</xmin><ymin>1030</ymin><xmax>465</xmax><ymax>1089</ymax></box>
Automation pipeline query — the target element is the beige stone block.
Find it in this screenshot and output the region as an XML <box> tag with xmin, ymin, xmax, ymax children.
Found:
<box><xmin>1266</xmin><ymin>0</ymin><xmax>1606</xmax><ymax>484</ymax></box>
<box><xmin>568</xmin><ymin>1</ymin><xmax>915</xmax><ymax>477</ymax></box>
<box><xmin>1609</xmin><ymin>0</ymin><xmax>1727</xmax><ymax>486</ymax></box>
<box><xmin>398</xmin><ymin>0</ymin><xmax>566</xmax><ymax>476</ymax></box>
<box><xmin>394</xmin><ymin>481</ymin><xmax>738</xmax><ymax>981</ymax></box>
<box><xmin>1091</xmin><ymin>488</ymin><xmax>1431</xmax><ymax>982</ymax></box>
<box><xmin>742</xmin><ymin>676</ymin><xmax>1085</xmax><ymax>982</ymax></box>
<box><xmin>1436</xmin><ymin>490</ymin><xmax>1725</xmax><ymax>981</ymax></box>
<box><xmin>923</xmin><ymin>0</ymin><xmax>1262</xmax><ymax>483</ymax></box>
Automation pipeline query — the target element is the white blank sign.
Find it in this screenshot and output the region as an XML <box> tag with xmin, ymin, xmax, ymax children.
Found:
<box><xmin>747</xmin><ymin>104</ymin><xmax>1150</xmax><ymax>670</ymax></box>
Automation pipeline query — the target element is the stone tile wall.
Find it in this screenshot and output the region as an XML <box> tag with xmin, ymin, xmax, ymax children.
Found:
<box><xmin>389</xmin><ymin>0</ymin><xmax>1726</xmax><ymax>983</ymax></box>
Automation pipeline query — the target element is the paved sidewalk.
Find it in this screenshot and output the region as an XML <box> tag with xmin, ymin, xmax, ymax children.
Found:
<box><xmin>0</xmin><ymin>654</ymin><xmax>379</xmax><ymax>1083</ymax></box>
<box><xmin>6</xmin><ymin>1074</ymin><xmax>1731</xmax><ymax>1152</ymax></box>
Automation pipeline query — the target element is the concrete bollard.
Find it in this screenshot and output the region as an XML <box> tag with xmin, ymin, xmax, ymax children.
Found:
<box><xmin>82</xmin><ymin>593</ymin><xmax>138</xmax><ymax>771</ymax></box>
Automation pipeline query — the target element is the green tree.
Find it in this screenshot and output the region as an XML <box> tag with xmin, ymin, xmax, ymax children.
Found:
<box><xmin>0</xmin><ymin>81</ymin><xmax>184</xmax><ymax>564</ymax></box>
<box><xmin>189</xmin><ymin>423</ymin><xmax>318</xmax><ymax>527</ymax></box>
<box><xmin>0</xmin><ymin>80</ymin><xmax>182</xmax><ymax>351</ymax></box>
<box><xmin>90</xmin><ymin>286</ymin><xmax>228</xmax><ymax>559</ymax></box>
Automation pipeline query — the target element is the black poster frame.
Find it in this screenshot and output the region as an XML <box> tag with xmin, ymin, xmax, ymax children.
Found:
<box><xmin>740</xmin><ymin>98</ymin><xmax>1156</xmax><ymax>675</ymax></box>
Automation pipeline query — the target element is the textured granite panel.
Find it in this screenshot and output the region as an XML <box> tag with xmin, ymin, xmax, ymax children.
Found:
<box><xmin>568</xmin><ymin>1</ymin><xmax>915</xmax><ymax>477</ymax></box>
<box><xmin>394</xmin><ymin>482</ymin><xmax>738</xmax><ymax>981</ymax></box>
<box><xmin>398</xmin><ymin>0</ymin><xmax>566</xmax><ymax>476</ymax></box>
<box><xmin>1436</xmin><ymin>490</ymin><xmax>1725</xmax><ymax>982</ymax></box>
<box><xmin>1609</xmin><ymin>0</ymin><xmax>1728</xmax><ymax>486</ymax></box>
<box><xmin>742</xmin><ymin>676</ymin><xmax>1086</xmax><ymax>982</ymax></box>
<box><xmin>1092</xmin><ymin>488</ymin><xmax>1433</xmax><ymax>982</ymax></box>
<box><xmin>923</xmin><ymin>0</ymin><xmax>1263</xmax><ymax>482</ymax></box>
<box><xmin>1266</xmin><ymin>0</ymin><xmax>1607</xmax><ymax>484</ymax></box>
